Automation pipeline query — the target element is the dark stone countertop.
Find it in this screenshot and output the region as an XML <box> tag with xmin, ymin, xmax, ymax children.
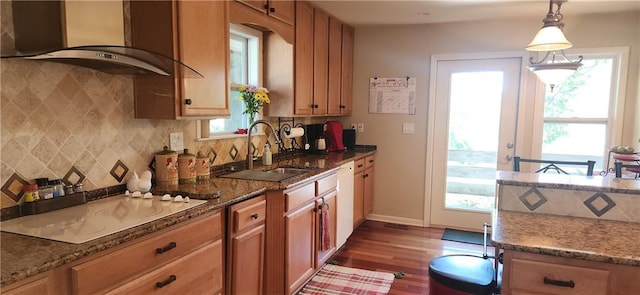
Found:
<box><xmin>1</xmin><ymin>149</ymin><xmax>376</xmax><ymax>287</ymax></box>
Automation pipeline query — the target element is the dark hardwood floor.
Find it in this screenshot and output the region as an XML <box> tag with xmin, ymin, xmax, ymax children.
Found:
<box><xmin>330</xmin><ymin>220</ymin><xmax>492</xmax><ymax>295</ymax></box>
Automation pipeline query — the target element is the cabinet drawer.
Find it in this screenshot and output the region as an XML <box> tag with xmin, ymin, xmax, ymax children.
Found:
<box><xmin>509</xmin><ymin>258</ymin><xmax>610</xmax><ymax>295</ymax></box>
<box><xmin>105</xmin><ymin>240</ymin><xmax>223</xmax><ymax>295</ymax></box>
<box><xmin>231</xmin><ymin>195</ymin><xmax>266</xmax><ymax>234</ymax></box>
<box><xmin>72</xmin><ymin>212</ymin><xmax>222</xmax><ymax>295</ymax></box>
<box><xmin>354</xmin><ymin>158</ymin><xmax>365</xmax><ymax>173</ymax></box>
<box><xmin>316</xmin><ymin>173</ymin><xmax>337</xmax><ymax>197</ymax></box>
<box><xmin>364</xmin><ymin>155</ymin><xmax>375</xmax><ymax>169</ymax></box>
<box><xmin>286</xmin><ymin>182</ymin><xmax>316</xmax><ymax>212</ymax></box>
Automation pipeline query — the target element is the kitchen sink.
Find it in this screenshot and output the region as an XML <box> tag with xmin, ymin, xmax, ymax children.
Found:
<box><xmin>265</xmin><ymin>167</ymin><xmax>312</xmax><ymax>174</ymax></box>
<box><xmin>219</xmin><ymin>167</ymin><xmax>313</xmax><ymax>182</ymax></box>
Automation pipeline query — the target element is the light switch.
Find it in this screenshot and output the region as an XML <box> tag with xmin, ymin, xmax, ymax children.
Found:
<box><xmin>170</xmin><ymin>132</ymin><xmax>184</xmax><ymax>151</ymax></box>
<box><xmin>402</xmin><ymin>122</ymin><xmax>415</xmax><ymax>134</ymax></box>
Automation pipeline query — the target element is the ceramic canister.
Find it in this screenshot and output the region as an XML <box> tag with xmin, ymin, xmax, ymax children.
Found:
<box><xmin>196</xmin><ymin>151</ymin><xmax>211</xmax><ymax>181</ymax></box>
<box><xmin>178</xmin><ymin>149</ymin><xmax>197</xmax><ymax>184</ymax></box>
<box><xmin>155</xmin><ymin>146</ymin><xmax>178</xmax><ymax>185</ymax></box>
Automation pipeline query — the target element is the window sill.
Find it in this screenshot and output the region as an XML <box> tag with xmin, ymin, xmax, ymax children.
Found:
<box><xmin>196</xmin><ymin>132</ymin><xmax>265</xmax><ymax>142</ymax></box>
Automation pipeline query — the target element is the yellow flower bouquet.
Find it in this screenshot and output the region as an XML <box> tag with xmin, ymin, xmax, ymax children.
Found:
<box><xmin>239</xmin><ymin>85</ymin><xmax>270</xmax><ymax>125</ymax></box>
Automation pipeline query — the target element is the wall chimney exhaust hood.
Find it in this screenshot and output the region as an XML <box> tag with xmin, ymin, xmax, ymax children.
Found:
<box><xmin>1</xmin><ymin>0</ymin><xmax>202</xmax><ymax>77</ymax></box>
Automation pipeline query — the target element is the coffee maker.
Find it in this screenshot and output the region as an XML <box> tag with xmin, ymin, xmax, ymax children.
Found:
<box><xmin>305</xmin><ymin>124</ymin><xmax>327</xmax><ymax>154</ymax></box>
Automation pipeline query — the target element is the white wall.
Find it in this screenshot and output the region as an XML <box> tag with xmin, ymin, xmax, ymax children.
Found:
<box><xmin>341</xmin><ymin>11</ymin><xmax>640</xmax><ymax>225</ymax></box>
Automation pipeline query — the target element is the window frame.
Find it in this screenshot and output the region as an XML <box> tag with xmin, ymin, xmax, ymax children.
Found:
<box><xmin>531</xmin><ymin>47</ymin><xmax>630</xmax><ymax>170</ymax></box>
<box><xmin>197</xmin><ymin>24</ymin><xmax>264</xmax><ymax>140</ymax></box>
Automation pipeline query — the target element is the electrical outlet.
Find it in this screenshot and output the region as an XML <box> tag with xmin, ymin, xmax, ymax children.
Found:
<box><xmin>169</xmin><ymin>132</ymin><xmax>184</xmax><ymax>152</ymax></box>
<box><xmin>402</xmin><ymin>122</ymin><xmax>415</xmax><ymax>134</ymax></box>
<box><xmin>357</xmin><ymin>123</ymin><xmax>364</xmax><ymax>133</ymax></box>
<box><xmin>350</xmin><ymin>123</ymin><xmax>357</xmax><ymax>129</ymax></box>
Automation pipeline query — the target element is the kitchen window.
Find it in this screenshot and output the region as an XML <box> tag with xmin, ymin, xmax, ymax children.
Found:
<box><xmin>537</xmin><ymin>48</ymin><xmax>629</xmax><ymax>174</ymax></box>
<box><xmin>200</xmin><ymin>24</ymin><xmax>263</xmax><ymax>138</ymax></box>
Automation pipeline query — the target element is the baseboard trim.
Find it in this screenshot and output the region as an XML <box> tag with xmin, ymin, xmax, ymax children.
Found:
<box><xmin>365</xmin><ymin>214</ymin><xmax>424</xmax><ymax>227</ymax></box>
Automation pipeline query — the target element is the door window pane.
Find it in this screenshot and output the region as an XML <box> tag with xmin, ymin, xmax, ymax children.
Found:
<box><xmin>445</xmin><ymin>72</ymin><xmax>503</xmax><ymax>211</ymax></box>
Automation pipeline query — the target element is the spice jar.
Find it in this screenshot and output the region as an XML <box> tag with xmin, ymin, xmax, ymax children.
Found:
<box><xmin>23</xmin><ymin>184</ymin><xmax>39</xmax><ymax>202</ymax></box>
<box><xmin>49</xmin><ymin>179</ymin><xmax>65</xmax><ymax>197</ymax></box>
<box><xmin>178</xmin><ymin>149</ymin><xmax>197</xmax><ymax>184</ymax></box>
<box><xmin>35</xmin><ymin>178</ymin><xmax>53</xmax><ymax>200</ymax></box>
<box><xmin>196</xmin><ymin>151</ymin><xmax>210</xmax><ymax>181</ymax></box>
<box><xmin>155</xmin><ymin>146</ymin><xmax>178</xmax><ymax>185</ymax></box>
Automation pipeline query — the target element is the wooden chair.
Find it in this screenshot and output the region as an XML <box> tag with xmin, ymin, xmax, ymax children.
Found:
<box><xmin>513</xmin><ymin>156</ymin><xmax>596</xmax><ymax>176</ymax></box>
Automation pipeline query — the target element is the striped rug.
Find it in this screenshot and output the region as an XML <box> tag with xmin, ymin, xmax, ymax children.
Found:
<box><xmin>299</xmin><ymin>264</ymin><xmax>395</xmax><ymax>295</ymax></box>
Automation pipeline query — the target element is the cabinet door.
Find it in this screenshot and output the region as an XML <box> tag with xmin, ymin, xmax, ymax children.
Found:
<box><xmin>327</xmin><ymin>17</ymin><xmax>343</xmax><ymax>115</ymax></box>
<box><xmin>229</xmin><ymin>225</ymin><xmax>265</xmax><ymax>295</ymax></box>
<box><xmin>294</xmin><ymin>1</ymin><xmax>314</xmax><ymax>116</ymax></box>
<box><xmin>178</xmin><ymin>1</ymin><xmax>229</xmax><ymax>117</ymax></box>
<box><xmin>364</xmin><ymin>166</ymin><xmax>375</xmax><ymax>216</ymax></box>
<box><xmin>285</xmin><ymin>202</ymin><xmax>316</xmax><ymax>294</ymax></box>
<box><xmin>340</xmin><ymin>24</ymin><xmax>355</xmax><ymax>115</ymax></box>
<box><xmin>353</xmin><ymin>170</ymin><xmax>364</xmax><ymax>227</ymax></box>
<box><xmin>312</xmin><ymin>8</ymin><xmax>329</xmax><ymax>115</ymax></box>
<box><xmin>316</xmin><ymin>191</ymin><xmax>337</xmax><ymax>267</ymax></box>
<box><xmin>267</xmin><ymin>0</ymin><xmax>294</xmax><ymax>25</ymax></box>
<box><xmin>2</xmin><ymin>272</ymin><xmax>53</xmax><ymax>295</ymax></box>
<box><xmin>236</xmin><ymin>0</ymin><xmax>267</xmax><ymax>14</ymax></box>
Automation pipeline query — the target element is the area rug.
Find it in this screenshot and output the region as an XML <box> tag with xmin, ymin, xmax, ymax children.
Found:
<box><xmin>299</xmin><ymin>264</ymin><xmax>395</xmax><ymax>295</ymax></box>
<box><xmin>441</xmin><ymin>228</ymin><xmax>489</xmax><ymax>246</ymax></box>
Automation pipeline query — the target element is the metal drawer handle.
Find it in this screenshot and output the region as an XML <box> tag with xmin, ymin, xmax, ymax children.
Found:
<box><xmin>156</xmin><ymin>242</ymin><xmax>177</xmax><ymax>254</ymax></box>
<box><xmin>543</xmin><ymin>277</ymin><xmax>575</xmax><ymax>288</ymax></box>
<box><xmin>251</xmin><ymin>213</ymin><xmax>259</xmax><ymax>220</ymax></box>
<box><xmin>155</xmin><ymin>275</ymin><xmax>177</xmax><ymax>288</ymax></box>
<box><xmin>357</xmin><ymin>164</ymin><xmax>364</xmax><ymax>168</ymax></box>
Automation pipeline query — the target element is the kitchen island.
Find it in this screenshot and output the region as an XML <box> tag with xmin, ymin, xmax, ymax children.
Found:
<box><xmin>492</xmin><ymin>172</ymin><xmax>640</xmax><ymax>294</ymax></box>
<box><xmin>0</xmin><ymin>149</ymin><xmax>375</xmax><ymax>291</ymax></box>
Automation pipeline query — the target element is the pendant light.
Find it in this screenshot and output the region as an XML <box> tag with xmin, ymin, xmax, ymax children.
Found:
<box><xmin>526</xmin><ymin>0</ymin><xmax>582</xmax><ymax>91</ymax></box>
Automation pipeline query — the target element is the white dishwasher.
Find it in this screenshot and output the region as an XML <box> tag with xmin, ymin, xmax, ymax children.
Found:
<box><xmin>336</xmin><ymin>161</ymin><xmax>354</xmax><ymax>248</ymax></box>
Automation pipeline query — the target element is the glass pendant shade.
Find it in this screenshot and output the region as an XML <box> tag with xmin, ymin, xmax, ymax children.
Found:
<box><xmin>527</xmin><ymin>26</ymin><xmax>573</xmax><ymax>51</ymax></box>
<box><xmin>529</xmin><ymin>62</ymin><xmax>581</xmax><ymax>88</ymax></box>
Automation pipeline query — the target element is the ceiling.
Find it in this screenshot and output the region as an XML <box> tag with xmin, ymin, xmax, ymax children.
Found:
<box><xmin>309</xmin><ymin>0</ymin><xmax>640</xmax><ymax>26</ymax></box>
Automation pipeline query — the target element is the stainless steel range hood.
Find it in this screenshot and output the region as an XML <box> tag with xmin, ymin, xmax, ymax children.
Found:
<box><xmin>1</xmin><ymin>0</ymin><xmax>202</xmax><ymax>77</ymax></box>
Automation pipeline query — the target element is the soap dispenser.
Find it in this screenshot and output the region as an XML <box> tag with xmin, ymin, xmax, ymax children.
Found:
<box><xmin>262</xmin><ymin>143</ymin><xmax>272</xmax><ymax>166</ymax></box>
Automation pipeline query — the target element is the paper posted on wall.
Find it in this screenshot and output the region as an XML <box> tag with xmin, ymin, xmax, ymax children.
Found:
<box><xmin>369</xmin><ymin>77</ymin><xmax>416</xmax><ymax>114</ymax></box>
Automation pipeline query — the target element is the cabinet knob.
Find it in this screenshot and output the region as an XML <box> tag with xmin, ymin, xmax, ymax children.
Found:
<box><xmin>264</xmin><ymin>4</ymin><xmax>269</xmax><ymax>9</ymax></box>
<box><xmin>339</xmin><ymin>105</ymin><xmax>345</xmax><ymax>109</ymax></box>
<box><xmin>270</xmin><ymin>7</ymin><xmax>276</xmax><ymax>12</ymax></box>
<box><xmin>251</xmin><ymin>213</ymin><xmax>259</xmax><ymax>220</ymax></box>
<box><xmin>363</xmin><ymin>173</ymin><xmax>368</xmax><ymax>178</ymax></box>
<box><xmin>185</xmin><ymin>99</ymin><xmax>192</xmax><ymax>105</ymax></box>
<box><xmin>155</xmin><ymin>275</ymin><xmax>177</xmax><ymax>289</ymax></box>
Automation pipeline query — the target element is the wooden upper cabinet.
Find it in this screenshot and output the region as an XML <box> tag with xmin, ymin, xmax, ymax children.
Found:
<box><xmin>130</xmin><ymin>1</ymin><xmax>229</xmax><ymax>119</ymax></box>
<box><xmin>327</xmin><ymin>17</ymin><xmax>344</xmax><ymax>115</ymax></box>
<box><xmin>266</xmin><ymin>1</ymin><xmax>354</xmax><ymax>117</ymax></box>
<box><xmin>340</xmin><ymin>24</ymin><xmax>355</xmax><ymax>115</ymax></box>
<box><xmin>237</xmin><ymin>0</ymin><xmax>294</xmax><ymax>25</ymax></box>
<box><xmin>293</xmin><ymin>1</ymin><xmax>315</xmax><ymax>116</ymax></box>
<box><xmin>312</xmin><ymin>9</ymin><xmax>329</xmax><ymax>115</ymax></box>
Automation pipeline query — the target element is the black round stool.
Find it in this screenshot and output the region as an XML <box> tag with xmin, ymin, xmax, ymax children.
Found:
<box><xmin>428</xmin><ymin>254</ymin><xmax>495</xmax><ymax>295</ymax></box>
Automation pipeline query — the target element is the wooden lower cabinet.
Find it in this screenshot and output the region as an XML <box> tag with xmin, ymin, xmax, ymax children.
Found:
<box><xmin>502</xmin><ymin>250</ymin><xmax>640</xmax><ymax>295</ymax></box>
<box><xmin>265</xmin><ymin>172</ymin><xmax>338</xmax><ymax>294</ymax></box>
<box><xmin>354</xmin><ymin>155</ymin><xmax>375</xmax><ymax>228</ymax></box>
<box><xmin>285</xmin><ymin>202</ymin><xmax>317</xmax><ymax>294</ymax></box>
<box><xmin>105</xmin><ymin>241</ymin><xmax>223</xmax><ymax>295</ymax></box>
<box><xmin>2</xmin><ymin>271</ymin><xmax>54</xmax><ymax>295</ymax></box>
<box><xmin>227</xmin><ymin>195</ymin><xmax>266</xmax><ymax>295</ymax></box>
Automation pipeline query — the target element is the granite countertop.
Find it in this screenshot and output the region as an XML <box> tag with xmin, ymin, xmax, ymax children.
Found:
<box><xmin>1</xmin><ymin>149</ymin><xmax>376</xmax><ymax>287</ymax></box>
<box><xmin>492</xmin><ymin>210</ymin><xmax>640</xmax><ymax>267</ymax></box>
<box><xmin>496</xmin><ymin>171</ymin><xmax>640</xmax><ymax>194</ymax></box>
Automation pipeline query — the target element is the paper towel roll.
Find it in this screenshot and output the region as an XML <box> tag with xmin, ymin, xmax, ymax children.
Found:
<box><xmin>285</xmin><ymin>127</ymin><xmax>305</xmax><ymax>138</ymax></box>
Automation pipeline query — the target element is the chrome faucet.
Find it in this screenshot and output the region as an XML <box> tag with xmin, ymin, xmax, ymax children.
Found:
<box><xmin>247</xmin><ymin>120</ymin><xmax>281</xmax><ymax>170</ymax></box>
